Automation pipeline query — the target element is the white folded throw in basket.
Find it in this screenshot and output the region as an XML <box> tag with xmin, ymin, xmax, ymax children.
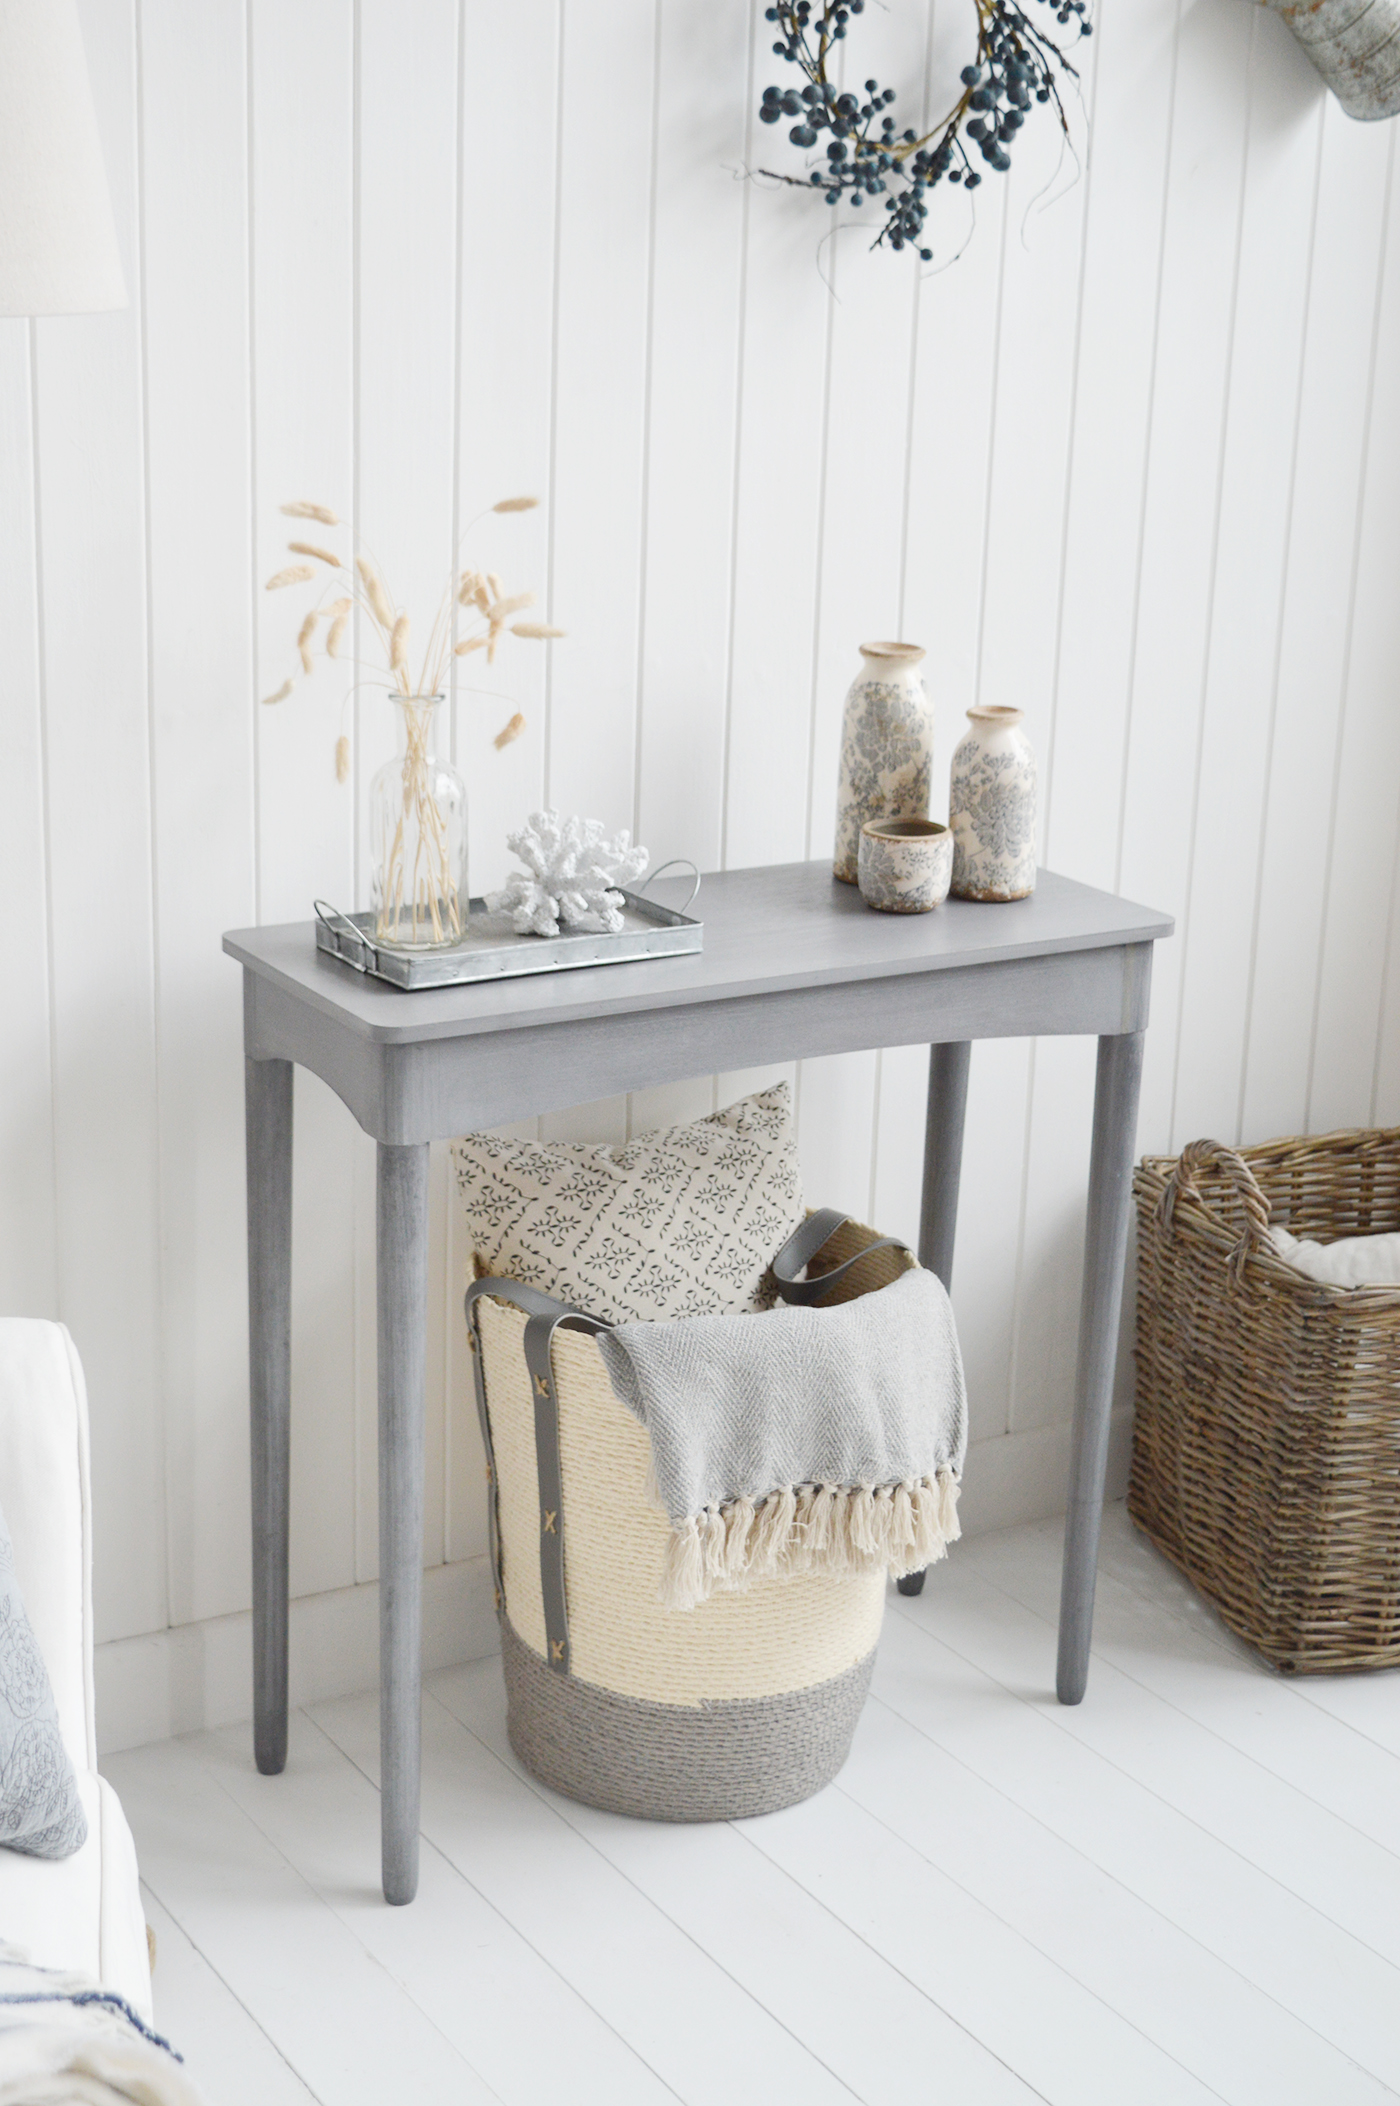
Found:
<box><xmin>597</xmin><ymin>1264</ymin><xmax>968</xmax><ymax>1608</ymax></box>
<box><xmin>1268</xmin><ymin>1224</ymin><xmax>1400</xmax><ymax>1287</ymax></box>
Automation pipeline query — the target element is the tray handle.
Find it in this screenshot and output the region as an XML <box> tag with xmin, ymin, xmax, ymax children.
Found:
<box><xmin>634</xmin><ymin>859</ymin><xmax>701</xmax><ymax>915</ymax></box>
<box><xmin>314</xmin><ymin>899</ymin><xmax>375</xmax><ymax>974</ymax></box>
<box><xmin>1157</xmin><ymin>1137</ymin><xmax>1273</xmax><ymax>1284</ymax></box>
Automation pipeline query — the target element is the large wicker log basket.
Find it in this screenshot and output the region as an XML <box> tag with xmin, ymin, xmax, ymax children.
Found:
<box><xmin>1130</xmin><ymin>1129</ymin><xmax>1400</xmax><ymax>1674</ymax></box>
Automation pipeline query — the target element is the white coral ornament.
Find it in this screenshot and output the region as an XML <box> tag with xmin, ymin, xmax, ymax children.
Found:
<box><xmin>490</xmin><ymin>810</ymin><xmax>650</xmax><ymax>937</ymax></box>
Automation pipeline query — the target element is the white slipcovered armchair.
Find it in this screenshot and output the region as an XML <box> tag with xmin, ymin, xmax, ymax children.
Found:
<box><xmin>0</xmin><ymin>1321</ymin><xmax>151</xmax><ymax>2020</ymax></box>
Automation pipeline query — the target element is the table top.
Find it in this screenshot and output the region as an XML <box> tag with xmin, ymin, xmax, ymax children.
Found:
<box><xmin>224</xmin><ymin>862</ymin><xmax>1173</xmax><ymax>1048</ymax></box>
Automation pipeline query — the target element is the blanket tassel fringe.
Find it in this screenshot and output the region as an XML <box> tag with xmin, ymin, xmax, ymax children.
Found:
<box><xmin>661</xmin><ymin>1468</ymin><xmax>962</xmax><ymax>1611</ymax></box>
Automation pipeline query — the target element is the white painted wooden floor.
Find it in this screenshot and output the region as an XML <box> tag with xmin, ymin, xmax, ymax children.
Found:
<box><xmin>104</xmin><ymin>1504</ymin><xmax>1400</xmax><ymax>2106</ymax></box>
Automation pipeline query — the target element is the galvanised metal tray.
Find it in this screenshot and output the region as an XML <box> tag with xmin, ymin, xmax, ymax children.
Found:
<box><xmin>313</xmin><ymin>870</ymin><xmax>701</xmax><ymax>991</ymax></box>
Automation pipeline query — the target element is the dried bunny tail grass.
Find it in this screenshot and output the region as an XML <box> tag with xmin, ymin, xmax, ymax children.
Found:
<box><xmin>280</xmin><ymin>501</ymin><xmax>338</xmax><ymax>525</ymax></box>
<box><xmin>494</xmin><ymin>712</ymin><xmax>526</xmax><ymax>751</ymax></box>
<box><xmin>486</xmin><ymin>571</ymin><xmax>503</xmax><ymax>600</ymax></box>
<box><xmin>326</xmin><ymin>612</ymin><xmax>348</xmax><ymax>660</ymax></box>
<box><xmin>327</xmin><ymin>595</ymin><xmax>351</xmax><ymax>616</ymax></box>
<box><xmin>511</xmin><ymin>622</ymin><xmax>566</xmax><ymax>640</ymax></box>
<box><xmin>489</xmin><ymin>591</ymin><xmax>534</xmax><ymax>620</ymax></box>
<box><xmin>265</xmin><ymin>565</ymin><xmax>314</xmax><ymax>590</ymax></box>
<box><xmin>472</xmin><ymin>580</ymin><xmax>491</xmax><ymax>616</ymax></box>
<box><xmin>389</xmin><ymin>613</ymin><xmax>409</xmax><ymax>670</ymax></box>
<box><xmin>287</xmin><ymin>541</ymin><xmax>341</xmax><ymax>567</ymax></box>
<box><xmin>457</xmin><ymin>569</ymin><xmax>482</xmax><ymax>604</ymax></box>
<box><xmin>492</xmin><ymin>495</ymin><xmax>538</xmax><ymax>512</ymax></box>
<box><xmin>356</xmin><ymin>557</ymin><xmax>393</xmax><ymax>628</ymax></box>
<box><xmin>297</xmin><ymin>611</ymin><xmax>318</xmax><ymax>673</ymax></box>
<box><xmin>261</xmin><ymin>678</ymin><xmax>294</xmax><ymax>706</ymax></box>
<box><xmin>454</xmin><ymin>634</ymin><xmax>487</xmax><ymax>656</ymax></box>
<box><xmin>334</xmin><ymin>734</ymin><xmax>350</xmax><ymax>783</ymax></box>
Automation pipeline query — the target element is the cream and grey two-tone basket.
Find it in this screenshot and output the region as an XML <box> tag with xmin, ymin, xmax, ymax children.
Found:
<box><xmin>464</xmin><ymin>1213</ymin><xmax>914</xmax><ymax>1821</ymax></box>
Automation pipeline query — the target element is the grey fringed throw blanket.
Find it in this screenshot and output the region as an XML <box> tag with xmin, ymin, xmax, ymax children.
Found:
<box><xmin>597</xmin><ymin>1265</ymin><xmax>967</xmax><ymax>1609</ymax></box>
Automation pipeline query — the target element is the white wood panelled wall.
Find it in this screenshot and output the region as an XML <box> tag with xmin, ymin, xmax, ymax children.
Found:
<box><xmin>3</xmin><ymin>0</ymin><xmax>1399</xmax><ymax>1745</ymax></box>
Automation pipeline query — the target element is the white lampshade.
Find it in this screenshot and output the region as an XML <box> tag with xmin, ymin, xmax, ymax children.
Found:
<box><xmin>0</xmin><ymin>0</ymin><xmax>125</xmax><ymax>316</ymax></box>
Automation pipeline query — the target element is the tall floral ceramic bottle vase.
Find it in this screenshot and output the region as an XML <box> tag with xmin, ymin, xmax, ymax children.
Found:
<box><xmin>370</xmin><ymin>694</ymin><xmax>469</xmax><ymax>949</ymax></box>
<box><xmin>949</xmin><ymin>705</ymin><xmax>1037</xmax><ymax>902</ymax></box>
<box><xmin>832</xmin><ymin>642</ymin><xmax>932</xmax><ymax>884</ymax></box>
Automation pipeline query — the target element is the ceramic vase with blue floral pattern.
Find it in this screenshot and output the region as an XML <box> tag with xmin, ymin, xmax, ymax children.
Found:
<box><xmin>949</xmin><ymin>705</ymin><xmax>1037</xmax><ymax>901</ymax></box>
<box><xmin>832</xmin><ymin>642</ymin><xmax>932</xmax><ymax>884</ymax></box>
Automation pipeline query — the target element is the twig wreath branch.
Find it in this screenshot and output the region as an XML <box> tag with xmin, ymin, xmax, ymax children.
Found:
<box><xmin>758</xmin><ymin>0</ymin><xmax>1092</xmax><ymax>261</ymax></box>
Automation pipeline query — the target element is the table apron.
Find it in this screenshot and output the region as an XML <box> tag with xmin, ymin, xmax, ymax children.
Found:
<box><xmin>244</xmin><ymin>940</ymin><xmax>1153</xmax><ymax>1144</ymax></box>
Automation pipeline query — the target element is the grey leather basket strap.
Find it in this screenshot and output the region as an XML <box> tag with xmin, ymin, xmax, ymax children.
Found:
<box><xmin>463</xmin><ymin>1276</ymin><xmax>608</xmax><ymax>1678</ymax></box>
<box><xmin>771</xmin><ymin>1207</ymin><xmax>912</xmax><ymax>1305</ymax></box>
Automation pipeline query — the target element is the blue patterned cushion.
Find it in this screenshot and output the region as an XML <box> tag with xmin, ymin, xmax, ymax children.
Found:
<box><xmin>0</xmin><ymin>1503</ymin><xmax>86</xmax><ymax>1859</ymax></box>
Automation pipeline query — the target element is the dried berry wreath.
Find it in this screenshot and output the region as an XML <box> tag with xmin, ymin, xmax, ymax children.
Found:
<box><xmin>758</xmin><ymin>0</ymin><xmax>1091</xmax><ymax>260</ymax></box>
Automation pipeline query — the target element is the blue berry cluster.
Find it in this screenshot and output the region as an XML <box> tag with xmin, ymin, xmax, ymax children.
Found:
<box><xmin>757</xmin><ymin>0</ymin><xmax>1090</xmax><ymax>260</ymax></box>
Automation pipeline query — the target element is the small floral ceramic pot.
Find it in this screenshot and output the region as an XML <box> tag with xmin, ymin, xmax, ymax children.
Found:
<box><xmin>949</xmin><ymin>705</ymin><xmax>1037</xmax><ymax>902</ymax></box>
<box><xmin>858</xmin><ymin>819</ymin><xmax>954</xmax><ymax>915</ymax></box>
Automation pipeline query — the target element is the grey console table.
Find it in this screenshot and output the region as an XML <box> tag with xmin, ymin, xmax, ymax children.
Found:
<box><xmin>225</xmin><ymin>861</ymin><xmax>1172</xmax><ymax>1904</ymax></box>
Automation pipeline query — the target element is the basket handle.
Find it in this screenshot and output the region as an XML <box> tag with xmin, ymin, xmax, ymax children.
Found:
<box><xmin>772</xmin><ymin>1208</ymin><xmax>912</xmax><ymax>1305</ymax></box>
<box><xmin>1157</xmin><ymin>1138</ymin><xmax>1273</xmax><ymax>1284</ymax></box>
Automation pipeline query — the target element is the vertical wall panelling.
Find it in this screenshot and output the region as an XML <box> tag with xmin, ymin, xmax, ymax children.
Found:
<box><xmin>250</xmin><ymin>0</ymin><xmax>359</xmax><ymax>1602</ymax></box>
<box><xmin>442</xmin><ymin>1</ymin><xmax>562</xmax><ymax>1565</ymax></box>
<box><xmin>937</xmin><ymin>1042</ymin><xmax>1030</xmax><ymax>1446</ymax></box>
<box><xmin>1</xmin><ymin>0</ymin><xmax>1396</xmax><ymax>1735</ymax></box>
<box><xmin>39</xmin><ymin>0</ymin><xmax>165</xmax><ymax>1644</ymax></box>
<box><xmin>350</xmin><ymin>0</ymin><xmax>461</xmax><ymax>1584</ymax></box>
<box><xmin>1117</xmin><ymin>0</ymin><xmax>1255</xmax><ymax>1157</ymax></box>
<box><xmin>900</xmin><ymin>44</ymin><xmax>1009</xmax><ymax>735</ymax></box>
<box><xmin>634</xmin><ymin>0</ymin><xmax>751</xmax><ymax>876</ymax></box>
<box><xmin>976</xmin><ymin>15</ymin><xmax>1099</xmax><ymax>1440</ymax></box>
<box><xmin>452</xmin><ymin>2</ymin><xmax>557</xmax><ymax>904</ymax></box>
<box><xmin>1362</xmin><ymin>148</ymin><xmax>1400</xmax><ymax>1126</ymax></box>
<box><xmin>0</xmin><ymin>324</ymin><xmax>58</xmax><ymax>1318</ymax></box>
<box><xmin>1306</xmin><ymin>133</ymin><xmax>1400</xmax><ymax>1134</ymax></box>
<box><xmin>794</xmin><ymin>1</ymin><xmax>931</xmax><ymax>1222</ymax></box>
<box><xmin>1006</xmin><ymin>1038</ymin><xmax>1096</xmax><ymax>1433</ymax></box>
<box><xmin>139</xmin><ymin>0</ymin><xmax>257</xmax><ymax>1627</ymax></box>
<box><xmin>1169</xmin><ymin>19</ymin><xmax>1323</xmax><ymax>1150</ymax></box>
<box><xmin>1014</xmin><ymin>0</ymin><xmax>1181</xmax><ymax>1442</ymax></box>
<box><xmin>895</xmin><ymin>12</ymin><xmax>1019</xmax><ymax>1450</ymax></box>
<box><xmin>1038</xmin><ymin>0</ymin><xmax>1178</xmax><ymax>895</ymax></box>
<box><xmin>723</xmin><ymin>8</ymin><xmax>838</xmax><ymax>871</ymax></box>
<box><xmin>868</xmin><ymin>1042</ymin><xmax>928</xmax><ymax>1249</ymax></box>
<box><xmin>1241</xmin><ymin>98</ymin><xmax>1393</xmax><ymax>1147</ymax></box>
<box><xmin>543</xmin><ymin>0</ymin><xmax>659</xmax><ymax>832</ymax></box>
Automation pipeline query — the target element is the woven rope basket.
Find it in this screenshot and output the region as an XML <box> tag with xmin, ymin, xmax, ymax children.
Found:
<box><xmin>1130</xmin><ymin>1129</ymin><xmax>1400</xmax><ymax>1674</ymax></box>
<box><xmin>467</xmin><ymin>1218</ymin><xmax>913</xmax><ymax>1820</ymax></box>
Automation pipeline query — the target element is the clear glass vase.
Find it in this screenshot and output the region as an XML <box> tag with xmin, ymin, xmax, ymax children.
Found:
<box><xmin>370</xmin><ymin>695</ymin><xmax>468</xmax><ymax>949</ymax></box>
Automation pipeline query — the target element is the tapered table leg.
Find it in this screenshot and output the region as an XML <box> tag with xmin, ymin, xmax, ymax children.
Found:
<box><xmin>377</xmin><ymin>1141</ymin><xmax>430</xmax><ymax>1905</ymax></box>
<box><xmin>1056</xmin><ymin>1029</ymin><xmax>1145</xmax><ymax>1704</ymax></box>
<box><xmin>246</xmin><ymin>1054</ymin><xmax>293</xmax><ymax>1776</ymax></box>
<box><xmin>899</xmin><ymin>1039</ymin><xmax>972</xmax><ymax>1599</ymax></box>
<box><xmin>919</xmin><ymin>1039</ymin><xmax>971</xmax><ymax>1285</ymax></box>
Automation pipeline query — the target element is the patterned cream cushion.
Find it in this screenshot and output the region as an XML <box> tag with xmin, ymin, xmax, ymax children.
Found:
<box><xmin>451</xmin><ymin>1086</ymin><xmax>805</xmax><ymax>1324</ymax></box>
